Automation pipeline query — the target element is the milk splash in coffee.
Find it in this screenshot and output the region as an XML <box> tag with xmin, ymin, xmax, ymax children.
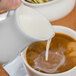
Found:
<box><xmin>34</xmin><ymin>34</ymin><xmax>65</xmax><ymax>73</ymax></box>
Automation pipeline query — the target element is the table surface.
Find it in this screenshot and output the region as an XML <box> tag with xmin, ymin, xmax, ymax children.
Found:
<box><xmin>0</xmin><ymin>5</ymin><xmax>76</xmax><ymax>76</ymax></box>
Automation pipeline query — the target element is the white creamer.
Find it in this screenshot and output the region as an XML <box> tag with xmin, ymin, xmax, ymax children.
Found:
<box><xmin>0</xmin><ymin>4</ymin><xmax>54</xmax><ymax>64</ymax></box>
<box><xmin>18</xmin><ymin>6</ymin><xmax>55</xmax><ymax>62</ymax></box>
<box><xmin>18</xmin><ymin>5</ymin><xmax>55</xmax><ymax>40</ymax></box>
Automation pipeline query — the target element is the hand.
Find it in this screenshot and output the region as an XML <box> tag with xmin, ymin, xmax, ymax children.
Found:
<box><xmin>0</xmin><ymin>0</ymin><xmax>21</xmax><ymax>11</ymax></box>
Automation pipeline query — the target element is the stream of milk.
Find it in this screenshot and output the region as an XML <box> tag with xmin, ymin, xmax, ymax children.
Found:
<box><xmin>45</xmin><ymin>35</ymin><xmax>55</xmax><ymax>61</ymax></box>
<box><xmin>45</xmin><ymin>38</ymin><xmax>52</xmax><ymax>61</ymax></box>
<box><xmin>19</xmin><ymin>6</ymin><xmax>55</xmax><ymax>61</ymax></box>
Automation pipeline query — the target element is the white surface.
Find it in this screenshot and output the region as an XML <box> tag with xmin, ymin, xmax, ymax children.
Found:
<box><xmin>3</xmin><ymin>56</ymin><xmax>28</xmax><ymax>76</ymax></box>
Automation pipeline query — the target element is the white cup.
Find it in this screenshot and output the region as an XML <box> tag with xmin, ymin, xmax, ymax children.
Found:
<box><xmin>21</xmin><ymin>26</ymin><xmax>76</xmax><ymax>76</ymax></box>
<box><xmin>22</xmin><ymin>0</ymin><xmax>76</xmax><ymax>21</ymax></box>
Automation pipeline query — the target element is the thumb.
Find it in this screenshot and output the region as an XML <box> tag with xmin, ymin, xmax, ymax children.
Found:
<box><xmin>0</xmin><ymin>0</ymin><xmax>21</xmax><ymax>11</ymax></box>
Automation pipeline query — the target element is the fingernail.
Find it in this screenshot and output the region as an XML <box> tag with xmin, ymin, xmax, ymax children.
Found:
<box><xmin>13</xmin><ymin>0</ymin><xmax>19</xmax><ymax>6</ymax></box>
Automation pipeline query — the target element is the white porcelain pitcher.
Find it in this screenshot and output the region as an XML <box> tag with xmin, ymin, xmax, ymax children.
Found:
<box><xmin>0</xmin><ymin>4</ymin><xmax>54</xmax><ymax>64</ymax></box>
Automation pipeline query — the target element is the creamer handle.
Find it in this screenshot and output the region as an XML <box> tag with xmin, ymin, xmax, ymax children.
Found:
<box><xmin>7</xmin><ymin>10</ymin><xmax>15</xmax><ymax>17</ymax></box>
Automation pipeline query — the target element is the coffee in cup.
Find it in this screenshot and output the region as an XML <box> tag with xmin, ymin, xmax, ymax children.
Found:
<box><xmin>26</xmin><ymin>33</ymin><xmax>76</xmax><ymax>74</ymax></box>
<box><xmin>21</xmin><ymin>26</ymin><xmax>76</xmax><ymax>76</ymax></box>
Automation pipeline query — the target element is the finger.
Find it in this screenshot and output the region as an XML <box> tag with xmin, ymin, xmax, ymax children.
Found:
<box><xmin>0</xmin><ymin>0</ymin><xmax>21</xmax><ymax>11</ymax></box>
<box><xmin>10</xmin><ymin>0</ymin><xmax>21</xmax><ymax>10</ymax></box>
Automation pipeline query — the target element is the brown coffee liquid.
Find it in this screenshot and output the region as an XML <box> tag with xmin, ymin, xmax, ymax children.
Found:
<box><xmin>26</xmin><ymin>33</ymin><xmax>76</xmax><ymax>74</ymax></box>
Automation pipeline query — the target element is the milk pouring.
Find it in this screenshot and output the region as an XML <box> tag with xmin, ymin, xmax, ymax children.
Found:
<box><xmin>0</xmin><ymin>4</ymin><xmax>54</xmax><ymax>63</ymax></box>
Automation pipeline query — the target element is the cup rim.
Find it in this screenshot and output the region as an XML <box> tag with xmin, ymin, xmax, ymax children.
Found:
<box><xmin>22</xmin><ymin>0</ymin><xmax>60</xmax><ymax>7</ymax></box>
<box><xmin>21</xmin><ymin>26</ymin><xmax>76</xmax><ymax>76</ymax></box>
